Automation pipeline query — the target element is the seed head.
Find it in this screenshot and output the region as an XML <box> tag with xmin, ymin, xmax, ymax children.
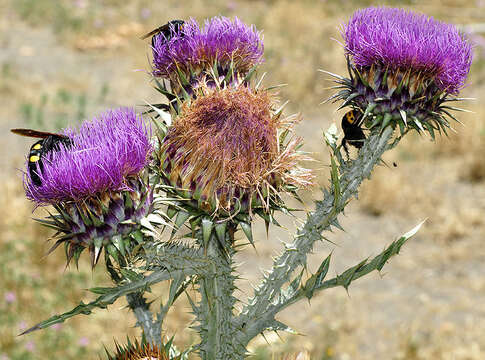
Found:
<box><xmin>159</xmin><ymin>85</ymin><xmax>312</xmax><ymax>216</ymax></box>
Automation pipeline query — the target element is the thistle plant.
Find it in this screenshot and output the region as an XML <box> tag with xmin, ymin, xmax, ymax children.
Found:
<box><xmin>329</xmin><ymin>7</ymin><xmax>473</xmax><ymax>137</ymax></box>
<box><xmin>152</xmin><ymin>17</ymin><xmax>263</xmax><ymax>80</ymax></box>
<box><xmin>157</xmin><ymin>84</ymin><xmax>313</xmax><ymax>244</ymax></box>
<box><xmin>150</xmin><ymin>16</ymin><xmax>264</xmax><ymax>114</ymax></box>
<box><xmin>15</xmin><ymin>10</ymin><xmax>472</xmax><ymax>360</ymax></box>
<box><xmin>24</xmin><ymin>108</ymin><xmax>154</xmax><ymax>269</ymax></box>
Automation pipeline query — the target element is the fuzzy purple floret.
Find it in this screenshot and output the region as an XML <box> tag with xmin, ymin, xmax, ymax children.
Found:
<box><xmin>152</xmin><ymin>16</ymin><xmax>264</xmax><ymax>76</ymax></box>
<box><xmin>343</xmin><ymin>7</ymin><xmax>473</xmax><ymax>93</ymax></box>
<box><xmin>25</xmin><ymin>108</ymin><xmax>152</xmax><ymax>204</ymax></box>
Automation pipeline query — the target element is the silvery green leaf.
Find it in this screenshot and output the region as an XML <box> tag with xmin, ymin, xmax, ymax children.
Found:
<box><xmin>412</xmin><ymin>117</ymin><xmax>425</xmax><ymax>132</ymax></box>
<box><xmin>215</xmin><ymin>222</ymin><xmax>227</xmax><ymax>244</ymax></box>
<box><xmin>401</xmin><ymin>219</ymin><xmax>426</xmax><ymax>239</ymax></box>
<box><xmin>201</xmin><ymin>218</ymin><xmax>213</xmax><ymax>247</ymax></box>
<box><xmin>111</xmin><ymin>235</ymin><xmax>125</xmax><ymax>257</ymax></box>
<box><xmin>240</xmin><ymin>222</ymin><xmax>254</xmax><ymax>247</ymax></box>
<box><xmin>399</xmin><ymin>109</ymin><xmax>407</xmax><ymax>126</ymax></box>
<box><xmin>255</xmin><ymin>72</ymin><xmax>266</xmax><ymax>90</ymax></box>
<box><xmin>303</xmin><ymin>254</ymin><xmax>331</xmax><ymax>299</ymax></box>
<box><xmin>318</xmin><ymin>69</ymin><xmax>346</xmax><ymax>80</ymax></box>
<box><xmin>19</xmin><ymin>268</ymin><xmax>182</xmax><ymax>336</ymax></box>
<box><xmin>274</xmin><ymin>100</ymin><xmax>289</xmax><ymax>118</ymax></box>
<box><xmin>175</xmin><ymin>211</ymin><xmax>190</xmax><ymax>229</ymax></box>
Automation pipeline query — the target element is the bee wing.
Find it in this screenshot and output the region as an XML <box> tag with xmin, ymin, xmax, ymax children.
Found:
<box><xmin>11</xmin><ymin>128</ymin><xmax>68</xmax><ymax>139</ymax></box>
<box><xmin>140</xmin><ymin>20</ymin><xmax>184</xmax><ymax>40</ymax></box>
<box><xmin>140</xmin><ymin>26</ymin><xmax>166</xmax><ymax>40</ymax></box>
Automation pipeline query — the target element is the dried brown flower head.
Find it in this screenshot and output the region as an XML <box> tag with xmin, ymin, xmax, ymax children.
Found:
<box><xmin>159</xmin><ymin>85</ymin><xmax>313</xmax><ymax>216</ymax></box>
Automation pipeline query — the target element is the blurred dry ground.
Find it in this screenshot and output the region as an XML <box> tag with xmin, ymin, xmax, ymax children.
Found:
<box><xmin>0</xmin><ymin>0</ymin><xmax>484</xmax><ymax>359</ymax></box>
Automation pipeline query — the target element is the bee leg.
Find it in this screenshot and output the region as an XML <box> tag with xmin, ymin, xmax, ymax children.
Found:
<box><xmin>343</xmin><ymin>139</ymin><xmax>348</xmax><ymax>156</ymax></box>
<box><xmin>341</xmin><ymin>138</ymin><xmax>351</xmax><ymax>160</ymax></box>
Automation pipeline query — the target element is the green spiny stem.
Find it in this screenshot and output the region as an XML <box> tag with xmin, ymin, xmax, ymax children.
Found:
<box><xmin>144</xmin><ymin>242</ymin><xmax>213</xmax><ymax>274</ymax></box>
<box><xmin>239</xmin><ymin>223</ymin><xmax>418</xmax><ymax>341</ymax></box>
<box><xmin>126</xmin><ymin>292</ymin><xmax>161</xmax><ymax>347</ymax></box>
<box><xmin>195</xmin><ymin>231</ymin><xmax>245</xmax><ymax>359</ymax></box>
<box><xmin>105</xmin><ymin>253</ymin><xmax>161</xmax><ymax>347</ymax></box>
<box><xmin>123</xmin><ymin>242</ymin><xmax>213</xmax><ymax>347</ymax></box>
<box><xmin>235</xmin><ymin>125</ymin><xmax>397</xmax><ymax>346</ymax></box>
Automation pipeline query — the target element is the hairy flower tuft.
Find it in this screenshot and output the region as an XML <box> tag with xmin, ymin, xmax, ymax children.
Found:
<box><xmin>152</xmin><ymin>16</ymin><xmax>264</xmax><ymax>79</ymax></box>
<box><xmin>25</xmin><ymin>108</ymin><xmax>152</xmax><ymax>204</ymax></box>
<box><xmin>327</xmin><ymin>7</ymin><xmax>474</xmax><ymax>142</ymax></box>
<box><xmin>343</xmin><ymin>7</ymin><xmax>472</xmax><ymax>93</ymax></box>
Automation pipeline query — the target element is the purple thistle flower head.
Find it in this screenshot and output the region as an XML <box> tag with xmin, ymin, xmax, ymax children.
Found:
<box><xmin>25</xmin><ymin>108</ymin><xmax>152</xmax><ymax>204</ymax></box>
<box><xmin>152</xmin><ymin>16</ymin><xmax>264</xmax><ymax>78</ymax></box>
<box><xmin>343</xmin><ymin>7</ymin><xmax>473</xmax><ymax>94</ymax></box>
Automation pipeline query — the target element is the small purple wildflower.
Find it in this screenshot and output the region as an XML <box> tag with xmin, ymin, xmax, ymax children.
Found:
<box><xmin>343</xmin><ymin>7</ymin><xmax>473</xmax><ymax>93</ymax></box>
<box><xmin>24</xmin><ymin>108</ymin><xmax>152</xmax><ymax>204</ymax></box>
<box><xmin>18</xmin><ymin>321</ymin><xmax>27</xmax><ymax>332</ymax></box>
<box><xmin>152</xmin><ymin>16</ymin><xmax>264</xmax><ymax>77</ymax></box>
<box><xmin>4</xmin><ymin>292</ymin><xmax>16</xmax><ymax>304</ymax></box>
<box><xmin>93</xmin><ymin>18</ymin><xmax>104</xmax><ymax>28</ymax></box>
<box><xmin>73</xmin><ymin>0</ymin><xmax>87</xmax><ymax>9</ymax></box>
<box><xmin>51</xmin><ymin>323</ymin><xmax>62</xmax><ymax>331</ymax></box>
<box><xmin>226</xmin><ymin>1</ymin><xmax>237</xmax><ymax>11</ymax></box>
<box><xmin>78</xmin><ymin>337</ymin><xmax>89</xmax><ymax>347</ymax></box>
<box><xmin>140</xmin><ymin>7</ymin><xmax>151</xmax><ymax>20</ymax></box>
<box><xmin>24</xmin><ymin>341</ymin><xmax>35</xmax><ymax>352</ymax></box>
<box><xmin>470</xmin><ymin>33</ymin><xmax>485</xmax><ymax>58</ymax></box>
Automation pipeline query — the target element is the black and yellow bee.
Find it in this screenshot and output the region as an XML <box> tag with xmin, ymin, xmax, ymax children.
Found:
<box><xmin>11</xmin><ymin>129</ymin><xmax>72</xmax><ymax>186</ymax></box>
<box><xmin>341</xmin><ymin>109</ymin><xmax>366</xmax><ymax>157</ymax></box>
<box><xmin>141</xmin><ymin>19</ymin><xmax>185</xmax><ymax>47</ymax></box>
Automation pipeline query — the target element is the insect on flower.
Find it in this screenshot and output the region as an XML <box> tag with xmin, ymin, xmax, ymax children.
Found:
<box><xmin>141</xmin><ymin>19</ymin><xmax>185</xmax><ymax>47</ymax></box>
<box><xmin>14</xmin><ymin>109</ymin><xmax>153</xmax><ymax>268</ymax></box>
<box><xmin>341</xmin><ymin>109</ymin><xmax>365</xmax><ymax>157</ymax></box>
<box><xmin>11</xmin><ymin>128</ymin><xmax>72</xmax><ymax>186</ymax></box>
<box><xmin>150</xmin><ymin>17</ymin><xmax>264</xmax><ymax>81</ymax></box>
